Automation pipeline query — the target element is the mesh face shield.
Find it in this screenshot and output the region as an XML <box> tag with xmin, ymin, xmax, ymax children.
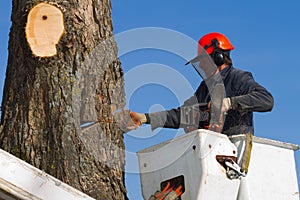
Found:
<box><xmin>185</xmin><ymin>46</ymin><xmax>226</xmax><ymax>132</ymax></box>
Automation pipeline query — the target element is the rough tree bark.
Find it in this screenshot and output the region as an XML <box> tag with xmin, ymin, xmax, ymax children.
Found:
<box><xmin>0</xmin><ymin>0</ymin><xmax>128</xmax><ymax>199</ymax></box>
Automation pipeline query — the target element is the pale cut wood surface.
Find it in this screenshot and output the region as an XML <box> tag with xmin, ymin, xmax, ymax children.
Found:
<box><xmin>26</xmin><ymin>3</ymin><xmax>64</xmax><ymax>57</ymax></box>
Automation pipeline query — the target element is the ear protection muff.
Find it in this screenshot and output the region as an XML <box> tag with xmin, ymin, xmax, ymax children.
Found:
<box><xmin>203</xmin><ymin>39</ymin><xmax>225</xmax><ymax>66</ymax></box>
<box><xmin>211</xmin><ymin>39</ymin><xmax>225</xmax><ymax>66</ymax></box>
<box><xmin>212</xmin><ymin>49</ymin><xmax>225</xmax><ymax>66</ymax></box>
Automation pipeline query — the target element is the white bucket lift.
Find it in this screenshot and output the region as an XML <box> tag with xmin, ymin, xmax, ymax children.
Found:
<box><xmin>137</xmin><ymin>129</ymin><xmax>299</xmax><ymax>200</ymax></box>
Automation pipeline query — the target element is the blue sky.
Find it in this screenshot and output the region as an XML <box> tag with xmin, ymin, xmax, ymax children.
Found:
<box><xmin>1</xmin><ymin>1</ymin><xmax>300</xmax><ymax>200</ymax></box>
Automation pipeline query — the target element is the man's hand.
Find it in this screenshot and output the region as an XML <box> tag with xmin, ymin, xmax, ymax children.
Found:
<box><xmin>113</xmin><ymin>110</ymin><xmax>146</xmax><ymax>133</ymax></box>
<box><xmin>130</xmin><ymin>112</ymin><xmax>147</xmax><ymax>126</ymax></box>
<box><xmin>222</xmin><ymin>98</ymin><xmax>232</xmax><ymax>113</ymax></box>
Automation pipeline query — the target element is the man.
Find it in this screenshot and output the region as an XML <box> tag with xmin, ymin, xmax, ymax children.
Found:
<box><xmin>128</xmin><ymin>32</ymin><xmax>274</xmax><ymax>173</ymax></box>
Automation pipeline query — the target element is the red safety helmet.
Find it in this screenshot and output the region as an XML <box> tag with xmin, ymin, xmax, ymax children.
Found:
<box><xmin>198</xmin><ymin>32</ymin><xmax>234</xmax><ymax>55</ymax></box>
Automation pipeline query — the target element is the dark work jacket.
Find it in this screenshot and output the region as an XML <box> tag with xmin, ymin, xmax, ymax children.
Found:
<box><xmin>146</xmin><ymin>65</ymin><xmax>274</xmax><ymax>136</ymax></box>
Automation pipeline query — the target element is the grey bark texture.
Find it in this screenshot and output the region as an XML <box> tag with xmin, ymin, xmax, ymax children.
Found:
<box><xmin>0</xmin><ymin>0</ymin><xmax>128</xmax><ymax>199</ymax></box>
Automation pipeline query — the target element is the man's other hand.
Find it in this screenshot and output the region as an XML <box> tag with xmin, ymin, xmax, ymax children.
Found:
<box><xmin>222</xmin><ymin>98</ymin><xmax>232</xmax><ymax>113</ymax></box>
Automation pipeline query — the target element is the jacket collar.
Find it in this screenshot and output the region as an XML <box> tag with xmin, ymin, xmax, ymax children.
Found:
<box><xmin>220</xmin><ymin>65</ymin><xmax>232</xmax><ymax>79</ymax></box>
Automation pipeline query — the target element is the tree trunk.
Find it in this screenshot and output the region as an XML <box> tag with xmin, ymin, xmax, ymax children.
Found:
<box><xmin>0</xmin><ymin>0</ymin><xmax>127</xmax><ymax>199</ymax></box>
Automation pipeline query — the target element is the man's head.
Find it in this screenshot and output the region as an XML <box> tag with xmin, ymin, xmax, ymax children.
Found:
<box><xmin>198</xmin><ymin>32</ymin><xmax>234</xmax><ymax>67</ymax></box>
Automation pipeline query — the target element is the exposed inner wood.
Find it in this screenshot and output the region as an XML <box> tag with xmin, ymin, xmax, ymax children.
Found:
<box><xmin>25</xmin><ymin>3</ymin><xmax>65</xmax><ymax>57</ymax></box>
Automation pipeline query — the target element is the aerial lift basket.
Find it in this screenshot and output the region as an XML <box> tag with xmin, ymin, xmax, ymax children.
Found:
<box><xmin>137</xmin><ymin>129</ymin><xmax>299</xmax><ymax>200</ymax></box>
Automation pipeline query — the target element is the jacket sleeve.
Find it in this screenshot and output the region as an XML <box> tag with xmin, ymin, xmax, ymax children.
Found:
<box><xmin>230</xmin><ymin>71</ymin><xmax>274</xmax><ymax>113</ymax></box>
<box><xmin>146</xmin><ymin>94</ymin><xmax>199</xmax><ymax>130</ymax></box>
